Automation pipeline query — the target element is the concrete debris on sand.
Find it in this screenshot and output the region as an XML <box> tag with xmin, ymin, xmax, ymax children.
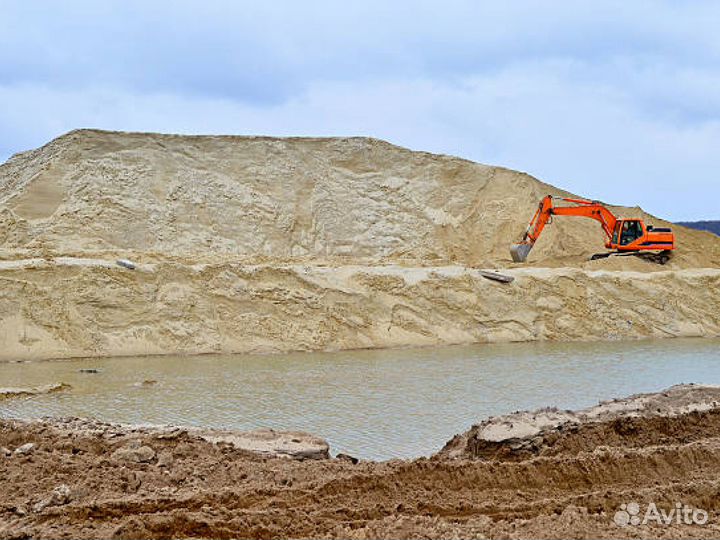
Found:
<box><xmin>199</xmin><ymin>428</ymin><xmax>330</xmax><ymax>460</ymax></box>
<box><xmin>115</xmin><ymin>258</ymin><xmax>136</xmax><ymax>270</ymax></box>
<box><xmin>3</xmin><ymin>385</ymin><xmax>720</xmax><ymax>538</ymax></box>
<box><xmin>1</xmin><ymin>130</ymin><xmax>720</xmax><ymax>361</ymax></box>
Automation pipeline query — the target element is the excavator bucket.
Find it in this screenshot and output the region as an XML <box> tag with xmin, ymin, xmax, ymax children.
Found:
<box><xmin>510</xmin><ymin>242</ymin><xmax>533</xmax><ymax>263</ymax></box>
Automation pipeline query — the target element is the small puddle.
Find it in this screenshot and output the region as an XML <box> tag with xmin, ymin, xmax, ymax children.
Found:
<box><xmin>1</xmin><ymin>338</ymin><xmax>719</xmax><ymax>460</ymax></box>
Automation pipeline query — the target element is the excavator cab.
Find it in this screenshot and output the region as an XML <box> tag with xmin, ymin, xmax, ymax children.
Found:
<box><xmin>612</xmin><ymin>220</ymin><xmax>644</xmax><ymax>247</ymax></box>
<box><xmin>607</xmin><ymin>218</ymin><xmax>674</xmax><ymax>258</ymax></box>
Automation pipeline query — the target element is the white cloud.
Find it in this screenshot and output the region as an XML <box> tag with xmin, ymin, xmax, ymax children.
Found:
<box><xmin>1</xmin><ymin>1</ymin><xmax>719</xmax><ymax>220</ymax></box>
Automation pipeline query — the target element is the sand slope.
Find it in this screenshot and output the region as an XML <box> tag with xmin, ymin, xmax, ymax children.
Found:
<box><xmin>1</xmin><ymin>130</ymin><xmax>719</xmax><ymax>360</ymax></box>
<box><xmin>2</xmin><ymin>129</ymin><xmax>719</xmax><ymax>267</ymax></box>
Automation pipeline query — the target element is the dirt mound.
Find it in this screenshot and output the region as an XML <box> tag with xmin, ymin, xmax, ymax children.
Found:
<box><xmin>3</xmin><ymin>385</ymin><xmax>720</xmax><ymax>539</ymax></box>
<box><xmin>440</xmin><ymin>383</ymin><xmax>720</xmax><ymax>460</ymax></box>
<box><xmin>1</xmin><ymin>129</ymin><xmax>718</xmax><ymax>268</ymax></box>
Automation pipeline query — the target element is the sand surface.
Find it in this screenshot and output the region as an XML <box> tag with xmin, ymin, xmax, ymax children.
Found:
<box><xmin>0</xmin><ymin>383</ymin><xmax>71</xmax><ymax>400</ymax></box>
<box><xmin>3</xmin><ymin>384</ymin><xmax>720</xmax><ymax>539</ymax></box>
<box><xmin>1</xmin><ymin>130</ymin><xmax>720</xmax><ymax>360</ymax></box>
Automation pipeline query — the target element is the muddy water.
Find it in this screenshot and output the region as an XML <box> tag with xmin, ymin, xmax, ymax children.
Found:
<box><xmin>2</xmin><ymin>338</ymin><xmax>720</xmax><ymax>460</ymax></box>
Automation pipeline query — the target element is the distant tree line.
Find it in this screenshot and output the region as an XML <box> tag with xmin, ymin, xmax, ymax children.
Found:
<box><xmin>677</xmin><ymin>221</ymin><xmax>720</xmax><ymax>236</ymax></box>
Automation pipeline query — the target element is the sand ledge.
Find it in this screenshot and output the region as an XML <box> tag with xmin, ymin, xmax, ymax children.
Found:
<box><xmin>1</xmin><ymin>260</ymin><xmax>719</xmax><ymax>361</ymax></box>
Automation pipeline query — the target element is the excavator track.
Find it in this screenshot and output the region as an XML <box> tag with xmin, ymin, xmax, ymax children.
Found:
<box><xmin>590</xmin><ymin>250</ymin><xmax>672</xmax><ymax>265</ymax></box>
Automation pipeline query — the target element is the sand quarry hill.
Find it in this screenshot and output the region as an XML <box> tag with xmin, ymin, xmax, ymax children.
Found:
<box><xmin>1</xmin><ymin>129</ymin><xmax>719</xmax><ymax>360</ymax></box>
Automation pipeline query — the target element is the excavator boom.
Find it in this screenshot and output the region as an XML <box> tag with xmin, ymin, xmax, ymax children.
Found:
<box><xmin>510</xmin><ymin>195</ymin><xmax>675</xmax><ymax>263</ymax></box>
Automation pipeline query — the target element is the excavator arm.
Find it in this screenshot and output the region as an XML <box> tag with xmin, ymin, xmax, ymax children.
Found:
<box><xmin>511</xmin><ymin>195</ymin><xmax>618</xmax><ymax>262</ymax></box>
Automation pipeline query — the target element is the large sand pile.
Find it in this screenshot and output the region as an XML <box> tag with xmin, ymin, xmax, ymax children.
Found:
<box><xmin>3</xmin><ymin>129</ymin><xmax>719</xmax><ymax>267</ymax></box>
<box><xmin>1</xmin><ymin>130</ymin><xmax>719</xmax><ymax>360</ymax></box>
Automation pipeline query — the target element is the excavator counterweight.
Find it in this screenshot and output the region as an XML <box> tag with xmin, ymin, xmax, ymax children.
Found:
<box><xmin>510</xmin><ymin>195</ymin><xmax>676</xmax><ymax>264</ymax></box>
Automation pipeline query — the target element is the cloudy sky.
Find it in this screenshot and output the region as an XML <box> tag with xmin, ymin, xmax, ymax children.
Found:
<box><xmin>1</xmin><ymin>1</ymin><xmax>718</xmax><ymax>220</ymax></box>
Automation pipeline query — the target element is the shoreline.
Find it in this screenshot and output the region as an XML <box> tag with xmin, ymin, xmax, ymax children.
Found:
<box><xmin>1</xmin><ymin>332</ymin><xmax>718</xmax><ymax>366</ymax></box>
<box><xmin>3</xmin><ymin>384</ymin><xmax>720</xmax><ymax>539</ymax></box>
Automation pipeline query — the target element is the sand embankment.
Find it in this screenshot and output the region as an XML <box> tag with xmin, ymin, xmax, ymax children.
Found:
<box><xmin>1</xmin><ymin>259</ymin><xmax>719</xmax><ymax>360</ymax></box>
<box><xmin>1</xmin><ymin>130</ymin><xmax>719</xmax><ymax>360</ymax></box>
<box><xmin>3</xmin><ymin>384</ymin><xmax>720</xmax><ymax>539</ymax></box>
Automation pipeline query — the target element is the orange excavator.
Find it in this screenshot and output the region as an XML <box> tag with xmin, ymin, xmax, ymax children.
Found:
<box><xmin>510</xmin><ymin>195</ymin><xmax>675</xmax><ymax>264</ymax></box>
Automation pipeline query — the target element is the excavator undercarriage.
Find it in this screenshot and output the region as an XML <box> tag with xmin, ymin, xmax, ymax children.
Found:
<box><xmin>589</xmin><ymin>250</ymin><xmax>673</xmax><ymax>265</ymax></box>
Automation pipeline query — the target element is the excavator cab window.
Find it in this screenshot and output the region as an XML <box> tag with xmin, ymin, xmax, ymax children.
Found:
<box><xmin>620</xmin><ymin>220</ymin><xmax>643</xmax><ymax>246</ymax></box>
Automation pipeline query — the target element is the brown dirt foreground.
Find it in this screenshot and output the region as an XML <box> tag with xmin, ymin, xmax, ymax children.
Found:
<box><xmin>4</xmin><ymin>385</ymin><xmax>720</xmax><ymax>539</ymax></box>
